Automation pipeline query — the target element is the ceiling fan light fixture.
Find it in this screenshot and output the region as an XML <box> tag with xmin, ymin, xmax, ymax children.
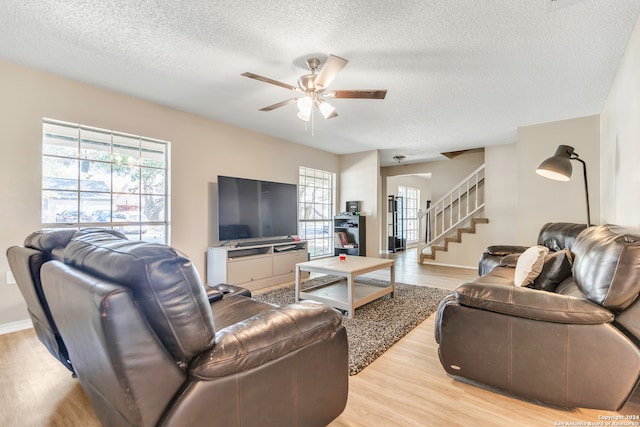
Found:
<box><xmin>242</xmin><ymin>54</ymin><xmax>387</xmax><ymax>128</ymax></box>
<box><xmin>298</xmin><ymin>74</ymin><xmax>316</xmax><ymax>91</ymax></box>
<box><xmin>297</xmin><ymin>96</ymin><xmax>313</xmax><ymax>121</ymax></box>
<box><xmin>297</xmin><ymin>110</ymin><xmax>311</xmax><ymax>122</ymax></box>
<box><xmin>316</xmin><ymin>99</ymin><xmax>336</xmax><ymax>119</ymax></box>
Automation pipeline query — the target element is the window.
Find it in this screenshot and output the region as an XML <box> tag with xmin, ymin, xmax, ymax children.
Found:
<box><xmin>42</xmin><ymin>119</ymin><xmax>169</xmax><ymax>243</ymax></box>
<box><xmin>398</xmin><ymin>185</ymin><xmax>419</xmax><ymax>243</ymax></box>
<box><xmin>298</xmin><ymin>167</ymin><xmax>335</xmax><ymax>257</ymax></box>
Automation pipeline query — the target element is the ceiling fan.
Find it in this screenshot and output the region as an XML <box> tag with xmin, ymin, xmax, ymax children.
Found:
<box><xmin>241</xmin><ymin>54</ymin><xmax>387</xmax><ymax>122</ymax></box>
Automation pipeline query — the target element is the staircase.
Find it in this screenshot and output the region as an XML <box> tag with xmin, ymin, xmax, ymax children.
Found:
<box><xmin>419</xmin><ymin>217</ymin><xmax>489</xmax><ymax>261</ymax></box>
<box><xmin>417</xmin><ymin>164</ymin><xmax>488</xmax><ymax>263</ymax></box>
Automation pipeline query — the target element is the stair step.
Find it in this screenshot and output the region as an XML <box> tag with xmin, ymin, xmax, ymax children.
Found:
<box><xmin>420</xmin><ymin>217</ymin><xmax>489</xmax><ymax>263</ymax></box>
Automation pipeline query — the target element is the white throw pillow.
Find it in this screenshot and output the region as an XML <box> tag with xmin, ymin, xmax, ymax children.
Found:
<box><xmin>514</xmin><ymin>245</ymin><xmax>550</xmax><ymax>287</ymax></box>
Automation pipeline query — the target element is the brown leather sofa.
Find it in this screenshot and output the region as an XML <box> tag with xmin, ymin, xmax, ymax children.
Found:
<box><xmin>435</xmin><ymin>223</ymin><xmax>640</xmax><ymax>410</ymax></box>
<box><xmin>9</xmin><ymin>229</ymin><xmax>348</xmax><ymax>426</ymax></box>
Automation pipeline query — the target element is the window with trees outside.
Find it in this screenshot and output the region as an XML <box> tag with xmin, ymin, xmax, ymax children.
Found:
<box><xmin>298</xmin><ymin>167</ymin><xmax>335</xmax><ymax>258</ymax></box>
<box><xmin>398</xmin><ymin>185</ymin><xmax>419</xmax><ymax>243</ymax></box>
<box><xmin>41</xmin><ymin>119</ymin><xmax>169</xmax><ymax>244</ymax></box>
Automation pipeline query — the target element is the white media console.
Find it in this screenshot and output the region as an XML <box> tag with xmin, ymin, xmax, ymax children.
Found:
<box><xmin>207</xmin><ymin>240</ymin><xmax>309</xmax><ymax>291</ymax></box>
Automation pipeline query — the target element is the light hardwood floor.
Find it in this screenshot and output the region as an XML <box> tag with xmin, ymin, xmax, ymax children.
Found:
<box><xmin>2</xmin><ymin>248</ymin><xmax>639</xmax><ymax>426</ymax></box>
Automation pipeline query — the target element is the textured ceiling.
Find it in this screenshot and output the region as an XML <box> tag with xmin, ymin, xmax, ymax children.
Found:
<box><xmin>1</xmin><ymin>0</ymin><xmax>639</xmax><ymax>165</ymax></box>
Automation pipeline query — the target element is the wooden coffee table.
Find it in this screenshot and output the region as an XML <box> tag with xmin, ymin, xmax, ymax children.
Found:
<box><xmin>295</xmin><ymin>256</ymin><xmax>395</xmax><ymax>319</ymax></box>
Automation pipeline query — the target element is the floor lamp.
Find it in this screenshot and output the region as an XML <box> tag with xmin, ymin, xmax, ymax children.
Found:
<box><xmin>535</xmin><ymin>145</ymin><xmax>591</xmax><ymax>227</ymax></box>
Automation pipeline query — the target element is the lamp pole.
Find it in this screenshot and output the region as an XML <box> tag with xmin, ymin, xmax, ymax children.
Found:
<box><xmin>572</xmin><ymin>156</ymin><xmax>591</xmax><ymax>227</ymax></box>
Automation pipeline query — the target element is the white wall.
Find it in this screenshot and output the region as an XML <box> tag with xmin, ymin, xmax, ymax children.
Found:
<box><xmin>601</xmin><ymin>14</ymin><xmax>640</xmax><ymax>228</ymax></box>
<box><xmin>0</xmin><ymin>60</ymin><xmax>340</xmax><ymax>326</ymax></box>
<box><xmin>339</xmin><ymin>150</ymin><xmax>380</xmax><ymax>257</ymax></box>
<box><xmin>516</xmin><ymin>115</ymin><xmax>600</xmax><ymax>244</ymax></box>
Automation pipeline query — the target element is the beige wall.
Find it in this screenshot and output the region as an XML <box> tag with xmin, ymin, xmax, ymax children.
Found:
<box><xmin>601</xmin><ymin>15</ymin><xmax>640</xmax><ymax>228</ymax></box>
<box><xmin>2</xmin><ymin>12</ymin><xmax>639</xmax><ymax>326</ymax></box>
<box><xmin>339</xmin><ymin>150</ymin><xmax>380</xmax><ymax>257</ymax></box>
<box><xmin>516</xmin><ymin>115</ymin><xmax>601</xmax><ymax>244</ymax></box>
<box><xmin>381</xmin><ymin>151</ymin><xmax>485</xmax><ymax>256</ymax></box>
<box><xmin>386</xmin><ymin>174</ymin><xmax>432</xmax><ymax>206</ymax></box>
<box><xmin>422</xmin><ymin>143</ymin><xmax>518</xmax><ymax>268</ymax></box>
<box><xmin>418</xmin><ymin>114</ymin><xmax>602</xmax><ymax>268</ymax></box>
<box><xmin>386</xmin><ymin>174</ymin><xmax>431</xmax><ymax>250</ymax></box>
<box><xmin>0</xmin><ymin>60</ymin><xmax>340</xmax><ymax>326</ymax></box>
<box><xmin>382</xmin><ymin>150</ymin><xmax>485</xmax><ymax>202</ymax></box>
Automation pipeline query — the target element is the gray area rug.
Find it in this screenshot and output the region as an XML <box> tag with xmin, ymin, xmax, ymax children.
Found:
<box><xmin>253</xmin><ymin>276</ymin><xmax>451</xmax><ymax>375</ymax></box>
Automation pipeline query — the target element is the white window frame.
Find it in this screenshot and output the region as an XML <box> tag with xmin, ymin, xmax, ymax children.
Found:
<box><xmin>41</xmin><ymin>119</ymin><xmax>170</xmax><ymax>243</ymax></box>
<box><xmin>298</xmin><ymin>167</ymin><xmax>335</xmax><ymax>258</ymax></box>
<box><xmin>398</xmin><ymin>185</ymin><xmax>419</xmax><ymax>243</ymax></box>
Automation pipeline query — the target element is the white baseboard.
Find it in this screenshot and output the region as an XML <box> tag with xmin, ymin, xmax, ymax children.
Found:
<box><xmin>0</xmin><ymin>319</ymin><xmax>33</xmax><ymax>335</ymax></box>
<box><xmin>421</xmin><ymin>260</ymin><xmax>477</xmax><ymax>270</ymax></box>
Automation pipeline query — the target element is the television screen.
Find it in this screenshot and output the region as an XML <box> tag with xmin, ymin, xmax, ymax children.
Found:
<box><xmin>217</xmin><ymin>175</ymin><xmax>298</xmax><ymax>241</ymax></box>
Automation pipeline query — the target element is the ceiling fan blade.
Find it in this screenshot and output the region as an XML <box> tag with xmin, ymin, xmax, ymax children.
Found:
<box><xmin>241</xmin><ymin>72</ymin><xmax>299</xmax><ymax>92</ymax></box>
<box><xmin>259</xmin><ymin>98</ymin><xmax>299</xmax><ymax>111</ymax></box>
<box><xmin>326</xmin><ymin>90</ymin><xmax>387</xmax><ymax>99</ymax></box>
<box><xmin>314</xmin><ymin>55</ymin><xmax>348</xmax><ymax>89</ymax></box>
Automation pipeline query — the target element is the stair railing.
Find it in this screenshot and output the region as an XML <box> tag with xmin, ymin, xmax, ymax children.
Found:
<box><xmin>418</xmin><ymin>164</ymin><xmax>485</xmax><ymax>250</ymax></box>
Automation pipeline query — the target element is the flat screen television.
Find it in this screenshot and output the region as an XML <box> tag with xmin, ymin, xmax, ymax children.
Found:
<box><xmin>217</xmin><ymin>175</ymin><xmax>298</xmax><ymax>241</ymax></box>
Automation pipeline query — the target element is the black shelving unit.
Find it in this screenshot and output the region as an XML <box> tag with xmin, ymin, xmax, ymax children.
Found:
<box><xmin>334</xmin><ymin>215</ymin><xmax>366</xmax><ymax>256</ymax></box>
<box><xmin>388</xmin><ymin>195</ymin><xmax>405</xmax><ymax>252</ymax></box>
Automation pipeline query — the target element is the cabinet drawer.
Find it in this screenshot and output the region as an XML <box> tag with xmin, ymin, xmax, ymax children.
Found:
<box><xmin>227</xmin><ymin>257</ymin><xmax>272</xmax><ymax>284</ymax></box>
<box><xmin>273</xmin><ymin>251</ymin><xmax>307</xmax><ymax>276</ymax></box>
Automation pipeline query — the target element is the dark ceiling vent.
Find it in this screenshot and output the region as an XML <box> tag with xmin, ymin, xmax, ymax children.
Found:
<box><xmin>440</xmin><ymin>148</ymin><xmax>484</xmax><ymax>159</ymax></box>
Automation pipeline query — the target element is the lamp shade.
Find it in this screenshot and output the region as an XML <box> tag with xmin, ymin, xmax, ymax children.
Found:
<box><xmin>535</xmin><ymin>145</ymin><xmax>574</xmax><ymax>181</ymax></box>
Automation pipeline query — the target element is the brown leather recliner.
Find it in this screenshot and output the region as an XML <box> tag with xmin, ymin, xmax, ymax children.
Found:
<box><xmin>6</xmin><ymin>229</ymin><xmax>77</xmax><ymax>373</ymax></box>
<box><xmin>435</xmin><ymin>223</ymin><xmax>640</xmax><ymax>410</ymax></box>
<box><xmin>19</xmin><ymin>229</ymin><xmax>348</xmax><ymax>426</ymax></box>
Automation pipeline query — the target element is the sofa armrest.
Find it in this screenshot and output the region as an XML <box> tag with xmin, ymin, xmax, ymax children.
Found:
<box><xmin>485</xmin><ymin>245</ymin><xmax>530</xmax><ymax>256</ymax></box>
<box><xmin>455</xmin><ymin>282</ymin><xmax>614</xmax><ymax>324</ymax></box>
<box><xmin>189</xmin><ymin>301</ymin><xmax>343</xmax><ymax>379</ymax></box>
<box><xmin>205</xmin><ymin>283</ymin><xmax>251</xmax><ymax>303</ymax></box>
<box><xmin>479</xmin><ymin>245</ymin><xmax>529</xmax><ymax>276</ymax></box>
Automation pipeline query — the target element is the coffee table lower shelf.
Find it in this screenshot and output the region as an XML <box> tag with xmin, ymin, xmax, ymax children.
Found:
<box><xmin>299</xmin><ymin>279</ymin><xmax>394</xmax><ymax>317</ymax></box>
<box><xmin>295</xmin><ymin>256</ymin><xmax>395</xmax><ymax>318</ymax></box>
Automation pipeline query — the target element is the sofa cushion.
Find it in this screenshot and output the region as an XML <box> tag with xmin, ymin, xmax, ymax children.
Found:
<box><xmin>24</xmin><ymin>229</ymin><xmax>76</xmax><ymax>260</ymax></box>
<box><xmin>499</xmin><ymin>253</ymin><xmax>520</xmax><ymax>268</ymax></box>
<box><xmin>63</xmin><ymin>230</ymin><xmax>215</xmax><ymax>367</ymax></box>
<box><xmin>514</xmin><ymin>245</ymin><xmax>549</xmax><ymax>287</ymax></box>
<box><xmin>531</xmin><ymin>249</ymin><xmax>573</xmax><ymax>292</ymax></box>
<box><xmin>24</xmin><ymin>228</ymin><xmax>127</xmax><ymax>261</ymax></box>
<box><xmin>455</xmin><ymin>282</ymin><xmax>614</xmax><ymax>324</ymax></box>
<box><xmin>474</xmin><ymin>266</ymin><xmax>516</xmax><ymax>286</ymax></box>
<box><xmin>572</xmin><ymin>225</ymin><xmax>640</xmax><ymax>311</ymax></box>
